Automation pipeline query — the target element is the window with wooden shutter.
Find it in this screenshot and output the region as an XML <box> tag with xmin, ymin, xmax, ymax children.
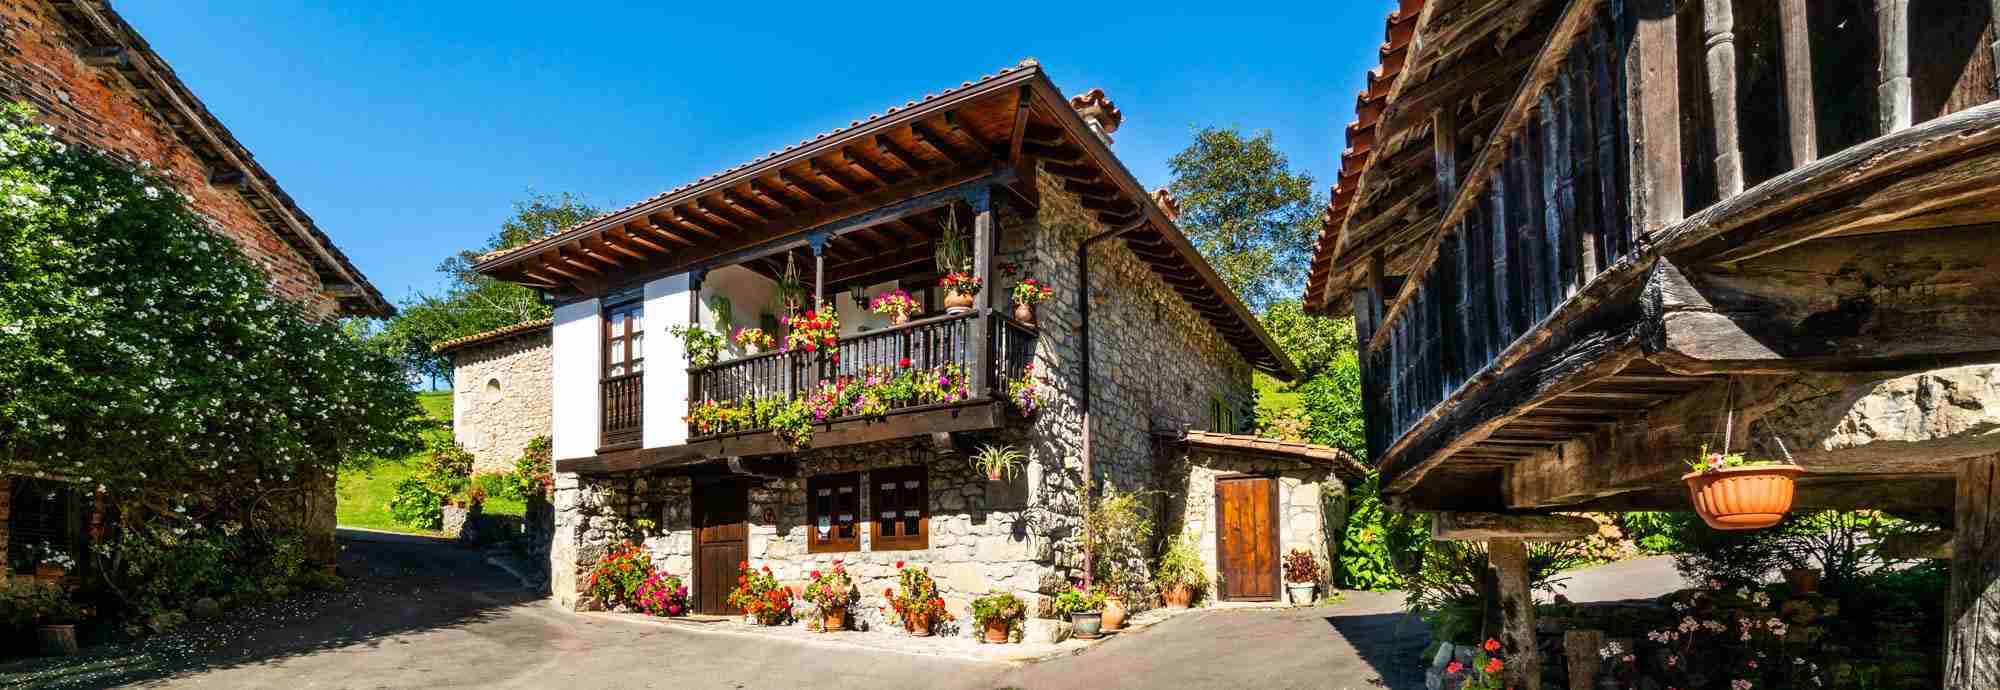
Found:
<box><xmin>871</xmin><ymin>467</ymin><xmax>929</xmax><ymax>551</ymax></box>
<box><xmin>806</xmin><ymin>473</ymin><xmax>860</xmax><ymax>553</ymax></box>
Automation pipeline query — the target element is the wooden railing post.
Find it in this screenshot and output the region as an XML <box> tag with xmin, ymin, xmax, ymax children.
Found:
<box><xmin>1703</xmin><ymin>0</ymin><xmax>1745</xmax><ymax>197</ymax></box>
<box><xmin>1778</xmin><ymin>0</ymin><xmax>1819</xmax><ymax>164</ymax></box>
<box><xmin>1626</xmin><ymin>0</ymin><xmax>1685</xmax><ymax>234</ymax></box>
<box><xmin>1877</xmin><ymin>0</ymin><xmax>1913</xmax><ymax>133</ymax></box>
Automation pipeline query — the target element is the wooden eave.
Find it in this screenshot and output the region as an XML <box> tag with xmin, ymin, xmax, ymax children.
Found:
<box><xmin>473</xmin><ymin>62</ymin><xmax>1296</xmax><ymax>380</ymax></box>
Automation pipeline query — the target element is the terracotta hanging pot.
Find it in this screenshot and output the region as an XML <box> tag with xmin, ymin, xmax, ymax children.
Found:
<box><xmin>982</xmin><ymin>617</ymin><xmax>1011</xmax><ymax>643</ymax></box>
<box><xmin>1013</xmin><ymin>302</ymin><xmax>1036</xmax><ymax>326</ymax></box>
<box><xmin>943</xmin><ymin>291</ymin><xmax>976</xmax><ymax>314</ymax></box>
<box><xmin>891</xmin><ymin>311</ymin><xmax>910</xmax><ymax>326</ymax></box>
<box><xmin>1683</xmin><ymin>465</ymin><xmax>1807</xmax><ymax>530</ymax></box>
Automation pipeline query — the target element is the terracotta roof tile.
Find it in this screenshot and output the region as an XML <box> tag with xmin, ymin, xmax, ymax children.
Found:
<box><xmin>1178</xmin><ymin>431</ymin><xmax>1368</xmax><ymax>480</ymax></box>
<box><xmin>431</xmin><ymin>318</ymin><xmax>553</xmax><ymax>354</ymax></box>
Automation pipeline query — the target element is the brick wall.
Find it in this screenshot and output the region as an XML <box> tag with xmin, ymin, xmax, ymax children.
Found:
<box><xmin>0</xmin><ymin>0</ymin><xmax>337</xmax><ymax>318</ymax></box>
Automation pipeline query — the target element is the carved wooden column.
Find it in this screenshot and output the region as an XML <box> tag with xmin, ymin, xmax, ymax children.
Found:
<box><xmin>1778</xmin><ymin>0</ymin><xmax>1819</xmax><ymax>164</ymax></box>
<box><xmin>968</xmin><ymin>188</ymin><xmax>993</xmax><ymax>396</ymax></box>
<box><xmin>1489</xmin><ymin>539</ymin><xmax>1541</xmax><ymax>689</ymax></box>
<box><xmin>1626</xmin><ymin>0</ymin><xmax>1685</xmax><ymax>233</ymax></box>
<box><xmin>1877</xmin><ymin>0</ymin><xmax>1913</xmax><ymax>133</ymax></box>
<box><xmin>1703</xmin><ymin>0</ymin><xmax>1745</xmax><ymax>196</ymax></box>
<box><xmin>1946</xmin><ymin>453</ymin><xmax>1999</xmax><ymax>688</ymax></box>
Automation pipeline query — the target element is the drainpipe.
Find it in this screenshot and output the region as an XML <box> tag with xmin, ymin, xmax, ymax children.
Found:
<box><xmin>1076</xmin><ymin>218</ymin><xmax>1145</xmax><ymax>587</ymax></box>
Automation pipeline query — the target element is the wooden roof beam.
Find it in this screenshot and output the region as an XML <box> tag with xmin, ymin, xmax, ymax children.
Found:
<box><xmin>873</xmin><ymin>134</ymin><xmax>929</xmax><ymax>175</ymax></box>
<box><xmin>749</xmin><ymin>179</ymin><xmax>805</xmax><ymax>213</ymax></box>
<box><xmin>842</xmin><ymin>147</ymin><xmax>906</xmax><ymax>186</ymax></box>
<box><xmin>911</xmin><ymin>120</ymin><xmax>974</xmax><ymax>165</ymax></box>
<box><xmin>663</xmin><ymin>210</ymin><xmax>725</xmax><ymax>242</ymax></box>
<box><xmin>778</xmin><ymin>170</ymin><xmax>840</xmax><ymax>204</ymax></box>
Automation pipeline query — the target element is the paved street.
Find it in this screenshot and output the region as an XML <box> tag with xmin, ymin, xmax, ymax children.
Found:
<box><xmin>0</xmin><ymin>535</ymin><xmax>1682</xmax><ymax>689</ymax></box>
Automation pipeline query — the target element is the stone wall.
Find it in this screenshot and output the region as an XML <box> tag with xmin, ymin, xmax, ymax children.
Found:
<box><xmin>1164</xmin><ymin>449</ymin><xmax>1345</xmax><ymax>594</ymax></box>
<box><xmin>0</xmin><ymin>0</ymin><xmax>339</xmax><ymax>319</ymax></box>
<box><xmin>452</xmin><ymin>331</ymin><xmax>555</xmax><ymax>474</ymax></box>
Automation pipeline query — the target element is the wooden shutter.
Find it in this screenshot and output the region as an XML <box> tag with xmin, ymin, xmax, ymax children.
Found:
<box><xmin>871</xmin><ymin>467</ymin><xmax>929</xmax><ymax>551</ymax></box>
<box><xmin>807</xmin><ymin>473</ymin><xmax>860</xmax><ymax>553</ymax></box>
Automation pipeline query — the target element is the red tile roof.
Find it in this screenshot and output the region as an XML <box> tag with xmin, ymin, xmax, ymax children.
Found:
<box><xmin>431</xmin><ymin>318</ymin><xmax>553</xmax><ymax>354</ymax></box>
<box><xmin>1178</xmin><ymin>431</ymin><xmax>1368</xmax><ymax>480</ymax></box>
<box><xmin>1308</xmin><ymin>0</ymin><xmax>1426</xmax><ymax>311</ymax></box>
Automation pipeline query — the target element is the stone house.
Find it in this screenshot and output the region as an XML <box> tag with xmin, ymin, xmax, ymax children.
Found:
<box><xmin>470</xmin><ymin>61</ymin><xmax>1359</xmax><ymax>632</ymax></box>
<box><xmin>0</xmin><ymin>0</ymin><xmax>391</xmax><ymax>566</ymax></box>
<box><xmin>435</xmin><ymin>320</ymin><xmax>555</xmax><ymax>475</ymax></box>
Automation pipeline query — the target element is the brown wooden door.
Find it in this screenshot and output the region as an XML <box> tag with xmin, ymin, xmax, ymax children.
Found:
<box><xmin>693</xmin><ymin>483</ymin><xmax>749</xmax><ymax>615</ymax></box>
<box><xmin>1216</xmin><ymin>476</ymin><xmax>1279</xmax><ymax>601</ymax></box>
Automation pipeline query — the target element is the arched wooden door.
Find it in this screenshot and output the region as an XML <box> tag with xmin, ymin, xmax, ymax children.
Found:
<box><xmin>693</xmin><ymin>482</ymin><xmax>749</xmax><ymax>615</ymax></box>
<box><xmin>1216</xmin><ymin>475</ymin><xmax>1279</xmax><ymax>601</ymax></box>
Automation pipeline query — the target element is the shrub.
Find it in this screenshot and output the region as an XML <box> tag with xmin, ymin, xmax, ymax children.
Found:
<box><xmin>1153</xmin><ymin>534</ymin><xmax>1210</xmax><ymax>594</ymax></box>
<box><xmin>634</xmin><ymin>571</ymin><xmax>688</xmax><ymax>617</ymax></box>
<box><xmin>730</xmin><ymin>562</ymin><xmax>793</xmax><ymax>625</ymax></box>
<box><xmin>587</xmin><ymin>542</ymin><xmax>653</xmax><ymax>609</ymax></box>
<box><xmin>1338</xmin><ymin>471</ymin><xmax>1429</xmax><ymax>591</ymax></box>
<box><xmin>388</xmin><ymin>436</ymin><xmax>475</xmax><ymax>529</ymax></box>
<box><xmin>1080</xmin><ymin>481</ymin><xmax>1153</xmax><ymax>599</ymax></box>
<box><xmin>1617</xmin><ymin>511</ymin><xmax>1685</xmax><ymax>554</ymax></box>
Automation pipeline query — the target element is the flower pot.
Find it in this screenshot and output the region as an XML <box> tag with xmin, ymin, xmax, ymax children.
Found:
<box><xmin>943</xmin><ymin>291</ymin><xmax>976</xmax><ymax>314</ymax></box>
<box><xmin>906</xmin><ymin>610</ymin><xmax>934</xmax><ymax>636</ymax></box>
<box><xmin>744</xmin><ymin>344</ymin><xmax>763</xmax><ymax>357</ymax></box>
<box><xmin>1287</xmin><ymin>583</ymin><xmax>1318</xmax><ymax>606</ymax></box>
<box><xmin>982</xmin><ymin>617</ymin><xmax>1011</xmax><ymax>643</ymax></box>
<box><xmin>1783</xmin><ymin>568</ymin><xmax>1821</xmax><ymax>595</ymax></box>
<box><xmin>821</xmin><ymin>606</ymin><xmax>848</xmax><ymax>632</ymax></box>
<box><xmin>1012</xmin><ymin>302</ymin><xmax>1036</xmax><ymax>326</ymax></box>
<box><xmin>891</xmin><ymin>312</ymin><xmax>910</xmax><ymax>326</ymax></box>
<box><xmin>1101</xmin><ymin>594</ymin><xmax>1126</xmax><ymax>631</ymax></box>
<box><xmin>37</xmin><ymin>624</ymin><xmax>78</xmax><ymax>657</ymax></box>
<box><xmin>1069</xmin><ymin>611</ymin><xmax>1103</xmax><ymax>639</ymax></box>
<box><xmin>1161</xmin><ymin>583</ymin><xmax>1194</xmax><ymax>609</ymax></box>
<box><xmin>1683</xmin><ymin>465</ymin><xmax>1807</xmax><ymax>530</ymax></box>
<box><xmin>755</xmin><ymin>610</ymin><xmax>787</xmax><ymax>626</ymax></box>
<box><xmin>987</xmin><ymin>465</ymin><xmax>1004</xmax><ymax>482</ymax></box>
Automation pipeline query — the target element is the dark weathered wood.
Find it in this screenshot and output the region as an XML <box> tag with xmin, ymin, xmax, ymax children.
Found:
<box><xmin>1627</xmin><ymin>0</ymin><xmax>1685</xmax><ymax>234</ymax></box>
<box><xmin>1589</xmin><ymin>18</ymin><xmax>1630</xmax><ymax>263</ymax></box>
<box><xmin>969</xmin><ymin>188</ymin><xmax>993</xmax><ymax>396</ymax></box>
<box><xmin>1434</xmin><ymin>107</ymin><xmax>1460</xmax><ymax>209</ymax></box>
<box><xmin>1489</xmin><ymin>184</ymin><xmax>1515</xmax><ymax>354</ymax></box>
<box><xmin>1878</xmin><ymin>0</ymin><xmax>1914</xmax><ymax>133</ymax></box>
<box><xmin>1778</xmin><ymin>0</ymin><xmax>1819</xmax><ymax>164</ymax></box>
<box><xmin>1432</xmin><ymin>512</ymin><xmax>1597</xmax><ymax>540</ymax></box>
<box><xmin>1703</xmin><ymin>0</ymin><xmax>1745</xmax><ymax>196</ymax></box>
<box><xmin>1488</xmin><ymin>539</ymin><xmax>1542</xmax><ymax>690</ymax></box>
<box><xmin>1947</xmin><ymin>453</ymin><xmax>1999</xmax><ymax>688</ymax></box>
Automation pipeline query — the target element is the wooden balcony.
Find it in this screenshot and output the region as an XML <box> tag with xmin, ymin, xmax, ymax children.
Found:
<box><xmin>601</xmin><ymin>372</ymin><xmax>644</xmax><ymax>449</ymax></box>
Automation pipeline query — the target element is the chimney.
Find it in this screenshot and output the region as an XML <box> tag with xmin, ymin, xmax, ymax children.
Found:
<box><xmin>1069</xmin><ymin>88</ymin><xmax>1123</xmax><ymax>145</ymax></box>
<box><xmin>1151</xmin><ymin>188</ymin><xmax>1180</xmax><ymax>221</ymax></box>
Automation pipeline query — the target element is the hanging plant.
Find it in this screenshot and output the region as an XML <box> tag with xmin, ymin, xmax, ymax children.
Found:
<box><xmin>782</xmin><ymin>303</ymin><xmax>840</xmax><ymax>363</ymax></box>
<box><xmin>1682</xmin><ymin>442</ymin><xmax>1805</xmax><ymax>531</ymax></box>
<box><xmin>870</xmin><ymin>289</ymin><xmax>920</xmax><ymax>324</ymax></box>
<box><xmin>668</xmin><ymin>324</ymin><xmax>724</xmax><ymax>368</ymax></box>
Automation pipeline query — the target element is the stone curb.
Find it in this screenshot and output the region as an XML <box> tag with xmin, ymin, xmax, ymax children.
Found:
<box><xmin>579</xmin><ymin>611</ymin><xmax>1106</xmax><ymax>665</ymax></box>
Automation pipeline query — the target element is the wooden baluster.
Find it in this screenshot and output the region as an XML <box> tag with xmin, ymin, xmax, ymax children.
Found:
<box><xmin>1777</xmin><ymin>0</ymin><xmax>1819</xmax><ymax>165</ymax></box>
<box><xmin>1877</xmin><ymin>0</ymin><xmax>1913</xmax><ymax>133</ymax></box>
<box><xmin>1488</xmin><ymin>183</ymin><xmax>1513</xmax><ymax>354</ymax></box>
<box><xmin>1628</xmin><ymin>0</ymin><xmax>1685</xmax><ymax>234</ymax></box>
<box><xmin>1539</xmin><ymin>87</ymin><xmax>1573</xmax><ymax>305</ymax></box>
<box><xmin>1591</xmin><ymin>18</ymin><xmax>1629</xmax><ymax>262</ymax></box>
<box><xmin>1568</xmin><ymin>57</ymin><xmax>1604</xmax><ymax>282</ymax></box>
<box><xmin>1704</xmin><ymin>0</ymin><xmax>1746</xmax><ymax>196</ymax></box>
<box><xmin>1454</xmin><ymin>223</ymin><xmax>1479</xmax><ymax>382</ymax></box>
<box><xmin>1434</xmin><ymin>107</ymin><xmax>1460</xmax><ymax>210</ymax></box>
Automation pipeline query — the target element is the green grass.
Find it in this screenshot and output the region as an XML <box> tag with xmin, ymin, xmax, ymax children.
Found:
<box><xmin>1255</xmin><ymin>371</ymin><xmax>1302</xmax><ymax>420</ymax></box>
<box><xmin>335</xmin><ymin>390</ymin><xmax>523</xmax><ymax>534</ymax></box>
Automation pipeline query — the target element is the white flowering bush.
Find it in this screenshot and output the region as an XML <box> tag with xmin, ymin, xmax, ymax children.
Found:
<box><xmin>0</xmin><ymin>103</ymin><xmax>424</xmax><ymax>615</ymax></box>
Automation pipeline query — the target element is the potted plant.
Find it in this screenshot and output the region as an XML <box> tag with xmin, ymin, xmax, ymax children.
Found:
<box><xmin>774</xmin><ymin>252</ymin><xmax>807</xmax><ymax>316</ymax></box>
<box><xmin>669</xmin><ymin>324</ymin><xmax>724</xmax><ymax>368</ymax></box>
<box><xmin>30</xmin><ymin>583</ymin><xmax>88</xmax><ymax>656</ymax></box>
<box><xmin>1051</xmin><ymin>584</ymin><xmax>1106</xmax><ymax>639</ymax></box>
<box><xmin>1282</xmin><ymin>549</ymin><xmax>1321</xmax><ymax>605</ymax></box>
<box><xmin>587</xmin><ymin>542</ymin><xmax>655</xmax><ymax>611</ymax></box>
<box><xmin>870</xmin><ymin>289</ymin><xmax>920</xmax><ymax>325</ymax></box>
<box><xmin>634</xmin><ymin>571</ymin><xmax>690</xmax><ymax>617</ymax></box>
<box><xmin>969</xmin><ymin>591</ymin><xmax>1024</xmax><ymax>643</ymax></box>
<box><xmin>1682</xmin><ymin>443</ymin><xmax>1806</xmax><ymax>530</ymax></box>
<box><xmin>1003</xmin><ymin>363</ymin><xmax>1045</xmax><ymax>418</ymax></box>
<box><xmin>30</xmin><ymin>543</ymin><xmax>73</xmax><ymax>583</ymax></box>
<box><xmin>1009</xmin><ymin>278</ymin><xmax>1053</xmax><ymax>326</ymax></box>
<box><xmin>1444</xmin><ymin>638</ymin><xmax>1510</xmax><ymax>690</ymax></box>
<box><xmin>733</xmin><ymin>326</ymin><xmax>775</xmax><ymax>356</ymax></box>
<box><xmin>1100</xmin><ymin>585</ymin><xmax>1129</xmax><ymax>632</ymax></box>
<box><xmin>933</xmin><ymin>209</ymin><xmax>976</xmax><ymax>313</ymax></box>
<box><xmin>803</xmin><ymin>560</ymin><xmax>859</xmax><ymax>632</ymax></box>
<box><xmin>970</xmin><ymin>443</ymin><xmax>1024</xmax><ymax>482</ymax></box>
<box><xmin>884</xmin><ymin>561</ymin><xmax>951</xmax><ymax>636</ymax></box>
<box><xmin>939</xmin><ymin>273</ymin><xmax>982</xmax><ymax>314</ymax></box>
<box><xmin>1154</xmin><ymin>535</ymin><xmax>1209</xmax><ymax>608</ymax></box>
<box><xmin>782</xmin><ymin>304</ymin><xmax>841</xmax><ymax>364</ymax></box>
<box><xmin>727</xmin><ymin>562</ymin><xmax>794</xmax><ymax>626</ymax></box>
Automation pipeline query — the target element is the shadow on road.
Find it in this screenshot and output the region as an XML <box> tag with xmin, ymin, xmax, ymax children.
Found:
<box><xmin>0</xmin><ymin>534</ymin><xmax>537</xmax><ymax>689</ymax></box>
<box><xmin>1323</xmin><ymin>611</ymin><xmax>1432</xmax><ymax>690</ymax></box>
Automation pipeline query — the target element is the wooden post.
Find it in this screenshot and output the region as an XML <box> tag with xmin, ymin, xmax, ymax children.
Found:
<box><xmin>1488</xmin><ymin>185</ymin><xmax>1513</xmax><ymax>352</ymax></box>
<box><xmin>1947</xmin><ymin>453</ymin><xmax>1999</xmax><ymax>688</ymax></box>
<box><xmin>1778</xmin><ymin>0</ymin><xmax>1819</xmax><ymax>164</ymax></box>
<box><xmin>1877</xmin><ymin>0</ymin><xmax>1913</xmax><ymax>133</ymax></box>
<box><xmin>809</xmin><ymin>235</ymin><xmax>827</xmax><ymax>306</ymax></box>
<box><xmin>1703</xmin><ymin>0</ymin><xmax>1745</xmax><ymax>197</ymax></box>
<box><xmin>968</xmin><ymin>189</ymin><xmax>993</xmax><ymax>397</ymax></box>
<box><xmin>1564</xmin><ymin>630</ymin><xmax>1605</xmax><ymax>690</ymax></box>
<box><xmin>1489</xmin><ymin>539</ymin><xmax>1541</xmax><ymax>690</ymax></box>
<box><xmin>1434</xmin><ymin>107</ymin><xmax>1460</xmax><ymax>210</ymax></box>
<box><xmin>1626</xmin><ymin>0</ymin><xmax>1685</xmax><ymax>234</ymax></box>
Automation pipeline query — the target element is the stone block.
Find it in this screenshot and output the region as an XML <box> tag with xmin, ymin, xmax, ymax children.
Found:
<box><xmin>1023</xmin><ymin>617</ymin><xmax>1071</xmax><ymax>644</ymax></box>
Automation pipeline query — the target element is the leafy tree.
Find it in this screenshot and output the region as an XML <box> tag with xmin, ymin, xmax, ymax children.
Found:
<box><xmin>1297</xmin><ymin>352</ymin><xmax>1366</xmax><ymax>459</ymax></box>
<box><xmin>0</xmin><ymin>102</ymin><xmax>425</xmax><ymax>543</ymax></box>
<box><xmin>1166</xmin><ymin>126</ymin><xmax>1324</xmax><ymax>312</ymax></box>
<box><xmin>1261</xmin><ymin>299</ymin><xmax>1355</xmax><ymax>380</ymax></box>
<box><xmin>382</xmin><ymin>192</ymin><xmax>599</xmax><ymax>384</ymax></box>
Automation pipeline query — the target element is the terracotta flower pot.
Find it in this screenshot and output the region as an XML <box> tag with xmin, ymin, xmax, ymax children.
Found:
<box><xmin>1100</xmin><ymin>594</ymin><xmax>1126</xmax><ymax>631</ymax></box>
<box><xmin>987</xmin><ymin>465</ymin><xmax>1004</xmax><ymax>482</ymax></box>
<box><xmin>906</xmin><ymin>610</ymin><xmax>933</xmax><ymax>637</ymax></box>
<box><xmin>1161</xmin><ymin>583</ymin><xmax>1194</xmax><ymax>609</ymax></box>
<box><xmin>821</xmin><ymin>606</ymin><xmax>848</xmax><ymax>632</ymax></box>
<box><xmin>1012</xmin><ymin>302</ymin><xmax>1036</xmax><ymax>326</ymax></box>
<box><xmin>1683</xmin><ymin>464</ymin><xmax>1807</xmax><ymax>530</ymax></box>
<box><xmin>38</xmin><ymin>624</ymin><xmax>78</xmax><ymax>657</ymax></box>
<box><xmin>982</xmin><ymin>617</ymin><xmax>1011</xmax><ymax>643</ymax></box>
<box><xmin>943</xmin><ymin>291</ymin><xmax>976</xmax><ymax>314</ymax></box>
<box><xmin>1783</xmin><ymin>568</ymin><xmax>1821</xmax><ymax>595</ymax></box>
<box><xmin>891</xmin><ymin>312</ymin><xmax>910</xmax><ymax>326</ymax></box>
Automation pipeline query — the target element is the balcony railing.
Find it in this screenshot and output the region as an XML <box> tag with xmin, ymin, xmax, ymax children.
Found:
<box><xmin>601</xmin><ymin>372</ymin><xmax>644</xmax><ymax>448</ymax></box>
<box><xmin>687</xmin><ymin>310</ymin><xmax>1036</xmax><ymax>440</ymax></box>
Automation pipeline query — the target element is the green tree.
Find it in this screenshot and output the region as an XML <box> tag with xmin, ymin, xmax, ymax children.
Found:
<box><xmin>382</xmin><ymin>192</ymin><xmax>599</xmax><ymax>385</ymax></box>
<box><xmin>1166</xmin><ymin>126</ymin><xmax>1324</xmax><ymax>312</ymax></box>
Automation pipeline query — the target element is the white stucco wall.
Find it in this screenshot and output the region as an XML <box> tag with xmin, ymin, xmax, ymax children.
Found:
<box><xmin>551</xmin><ymin>298</ymin><xmax>601</xmax><ymax>460</ymax></box>
<box><xmin>645</xmin><ymin>273</ymin><xmax>692</xmax><ymax>448</ymax></box>
<box><xmin>697</xmin><ymin>265</ymin><xmax>778</xmax><ymax>357</ymax></box>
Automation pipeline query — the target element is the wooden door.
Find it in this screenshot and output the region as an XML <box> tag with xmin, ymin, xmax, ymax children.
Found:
<box><xmin>693</xmin><ymin>483</ymin><xmax>749</xmax><ymax>615</ymax></box>
<box><xmin>1216</xmin><ymin>476</ymin><xmax>1279</xmax><ymax>601</ymax></box>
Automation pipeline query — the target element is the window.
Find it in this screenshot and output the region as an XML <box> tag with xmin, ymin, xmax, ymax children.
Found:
<box><xmin>871</xmin><ymin>467</ymin><xmax>929</xmax><ymax>551</ymax></box>
<box><xmin>603</xmin><ymin>299</ymin><xmax>644</xmax><ymax>379</ymax></box>
<box><xmin>807</xmin><ymin>473</ymin><xmax>861</xmax><ymax>553</ymax></box>
<box><xmin>1209</xmin><ymin>396</ymin><xmax>1234</xmax><ymax>433</ymax></box>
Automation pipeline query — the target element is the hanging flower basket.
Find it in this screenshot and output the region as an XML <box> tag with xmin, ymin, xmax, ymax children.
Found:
<box><xmin>1682</xmin><ymin>464</ymin><xmax>1807</xmax><ymax>530</ymax></box>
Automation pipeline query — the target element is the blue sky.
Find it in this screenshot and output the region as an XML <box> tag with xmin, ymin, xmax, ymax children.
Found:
<box><xmin>118</xmin><ymin>2</ymin><xmax>1390</xmax><ymax>304</ymax></box>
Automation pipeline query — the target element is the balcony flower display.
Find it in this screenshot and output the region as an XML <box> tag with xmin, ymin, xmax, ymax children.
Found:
<box><xmin>733</xmin><ymin>327</ymin><xmax>775</xmax><ymax>355</ymax></box>
<box><xmin>1004</xmin><ymin>362</ymin><xmax>1045</xmax><ymax>418</ymax></box>
<box><xmin>870</xmin><ymin>289</ymin><xmax>920</xmax><ymax>325</ymax></box>
<box><xmin>939</xmin><ymin>273</ymin><xmax>982</xmax><ymax>313</ymax></box>
<box><xmin>1008</xmin><ymin>277</ymin><xmax>1053</xmax><ymax>326</ymax></box>
<box><xmin>782</xmin><ymin>304</ymin><xmax>840</xmax><ymax>363</ymax></box>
